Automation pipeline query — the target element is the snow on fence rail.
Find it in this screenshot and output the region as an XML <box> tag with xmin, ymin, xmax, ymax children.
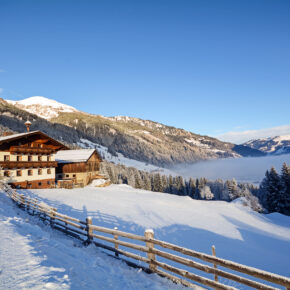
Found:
<box><xmin>1</xmin><ymin>181</ymin><xmax>290</xmax><ymax>290</ymax></box>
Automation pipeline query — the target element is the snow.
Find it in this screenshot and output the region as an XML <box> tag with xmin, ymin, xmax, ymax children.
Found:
<box><xmin>184</xmin><ymin>138</ymin><xmax>228</xmax><ymax>155</ymax></box>
<box><xmin>7</xmin><ymin>96</ymin><xmax>77</xmax><ymax>111</ymax></box>
<box><xmin>77</xmin><ymin>138</ymin><xmax>175</xmax><ymax>175</ymax></box>
<box><xmin>6</xmin><ymin>96</ymin><xmax>78</xmax><ymax>119</ymax></box>
<box><xmin>20</xmin><ymin>184</ymin><xmax>290</xmax><ymax>282</ymax></box>
<box><xmin>0</xmin><ymin>193</ymin><xmax>185</xmax><ymax>290</ymax></box>
<box><xmin>90</xmin><ymin>179</ymin><xmax>107</xmax><ymax>186</ymax></box>
<box><xmin>273</xmin><ymin>135</ymin><xmax>290</xmax><ymax>142</ymax></box>
<box><xmin>244</xmin><ymin>135</ymin><xmax>290</xmax><ymax>154</ymax></box>
<box><xmin>0</xmin><ymin>131</ymin><xmax>38</xmax><ymax>142</ymax></box>
<box><xmin>55</xmin><ymin>149</ymin><xmax>95</xmax><ymax>163</ymax></box>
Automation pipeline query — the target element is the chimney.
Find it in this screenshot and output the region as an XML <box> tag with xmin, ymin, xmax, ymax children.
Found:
<box><xmin>24</xmin><ymin>120</ymin><xmax>32</xmax><ymax>132</ymax></box>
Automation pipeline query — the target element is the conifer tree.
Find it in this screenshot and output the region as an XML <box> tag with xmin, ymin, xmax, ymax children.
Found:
<box><xmin>194</xmin><ymin>179</ymin><xmax>201</xmax><ymax>199</ymax></box>
<box><xmin>188</xmin><ymin>178</ymin><xmax>196</xmax><ymax>198</ymax></box>
<box><xmin>153</xmin><ymin>173</ymin><xmax>163</xmax><ymax>192</ymax></box>
<box><xmin>168</xmin><ymin>175</ymin><xmax>173</xmax><ymax>193</ymax></box>
<box><xmin>261</xmin><ymin>167</ymin><xmax>281</xmax><ymax>213</ymax></box>
<box><xmin>200</xmin><ymin>185</ymin><xmax>214</xmax><ymax>200</ymax></box>
<box><xmin>279</xmin><ymin>163</ymin><xmax>290</xmax><ymax>214</ymax></box>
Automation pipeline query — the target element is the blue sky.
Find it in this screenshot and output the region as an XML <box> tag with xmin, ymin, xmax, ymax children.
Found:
<box><xmin>0</xmin><ymin>0</ymin><xmax>289</xmax><ymax>142</ymax></box>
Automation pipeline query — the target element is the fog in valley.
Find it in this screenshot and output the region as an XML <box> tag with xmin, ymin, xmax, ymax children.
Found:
<box><xmin>173</xmin><ymin>154</ymin><xmax>290</xmax><ymax>185</ymax></box>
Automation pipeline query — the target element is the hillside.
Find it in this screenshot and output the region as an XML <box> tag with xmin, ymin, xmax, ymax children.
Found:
<box><xmin>23</xmin><ymin>184</ymin><xmax>290</xmax><ymax>282</ymax></box>
<box><xmin>244</xmin><ymin>135</ymin><xmax>290</xmax><ymax>155</ymax></box>
<box><xmin>2</xmin><ymin>97</ymin><xmax>264</xmax><ymax>167</ymax></box>
<box><xmin>0</xmin><ymin>193</ymin><xmax>181</xmax><ymax>290</ymax></box>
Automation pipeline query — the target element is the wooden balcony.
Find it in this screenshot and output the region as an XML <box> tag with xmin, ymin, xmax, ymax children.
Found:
<box><xmin>10</xmin><ymin>146</ymin><xmax>54</xmax><ymax>154</ymax></box>
<box><xmin>0</xmin><ymin>161</ymin><xmax>58</xmax><ymax>169</ymax></box>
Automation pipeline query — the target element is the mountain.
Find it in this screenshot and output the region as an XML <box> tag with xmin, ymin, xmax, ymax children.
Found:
<box><xmin>1</xmin><ymin>97</ymin><xmax>263</xmax><ymax>166</ymax></box>
<box><xmin>7</xmin><ymin>96</ymin><xmax>78</xmax><ymax>119</ymax></box>
<box><xmin>244</xmin><ymin>135</ymin><xmax>290</xmax><ymax>155</ymax></box>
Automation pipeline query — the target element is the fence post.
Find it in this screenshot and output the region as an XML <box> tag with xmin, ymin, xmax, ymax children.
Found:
<box><xmin>26</xmin><ymin>198</ymin><xmax>30</xmax><ymax>212</ymax></box>
<box><xmin>114</xmin><ymin>227</ymin><xmax>119</xmax><ymax>257</ymax></box>
<box><xmin>50</xmin><ymin>208</ymin><xmax>57</xmax><ymax>226</ymax></box>
<box><xmin>86</xmin><ymin>217</ymin><xmax>93</xmax><ymax>244</ymax></box>
<box><xmin>20</xmin><ymin>194</ymin><xmax>25</xmax><ymax>208</ymax></box>
<box><xmin>145</xmin><ymin>229</ymin><xmax>157</xmax><ymax>271</ymax></box>
<box><xmin>212</xmin><ymin>245</ymin><xmax>218</xmax><ymax>282</ymax></box>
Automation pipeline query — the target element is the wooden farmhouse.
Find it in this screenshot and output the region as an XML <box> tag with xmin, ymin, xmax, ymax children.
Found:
<box><xmin>55</xmin><ymin>149</ymin><xmax>102</xmax><ymax>187</ymax></box>
<box><xmin>0</xmin><ymin>130</ymin><xmax>68</xmax><ymax>189</ymax></box>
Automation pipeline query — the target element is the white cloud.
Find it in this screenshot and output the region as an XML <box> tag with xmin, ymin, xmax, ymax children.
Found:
<box><xmin>216</xmin><ymin>125</ymin><xmax>290</xmax><ymax>144</ymax></box>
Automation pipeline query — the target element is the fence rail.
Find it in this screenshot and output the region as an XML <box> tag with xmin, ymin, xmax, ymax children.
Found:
<box><xmin>1</xmin><ymin>181</ymin><xmax>290</xmax><ymax>290</ymax></box>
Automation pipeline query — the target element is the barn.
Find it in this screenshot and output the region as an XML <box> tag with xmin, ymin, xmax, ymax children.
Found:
<box><xmin>55</xmin><ymin>149</ymin><xmax>102</xmax><ymax>187</ymax></box>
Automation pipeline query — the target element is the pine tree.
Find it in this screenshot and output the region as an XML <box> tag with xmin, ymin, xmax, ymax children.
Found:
<box><xmin>194</xmin><ymin>179</ymin><xmax>201</xmax><ymax>199</ymax></box>
<box><xmin>168</xmin><ymin>175</ymin><xmax>174</xmax><ymax>193</ymax></box>
<box><xmin>153</xmin><ymin>173</ymin><xmax>163</xmax><ymax>192</ymax></box>
<box><xmin>142</xmin><ymin>173</ymin><xmax>152</xmax><ymax>191</ymax></box>
<box><xmin>226</xmin><ymin>179</ymin><xmax>239</xmax><ymax>200</ymax></box>
<box><xmin>134</xmin><ymin>170</ymin><xmax>143</xmax><ymax>189</ymax></box>
<box><xmin>279</xmin><ymin>163</ymin><xmax>290</xmax><ymax>215</ymax></box>
<box><xmin>188</xmin><ymin>178</ymin><xmax>196</xmax><ymax>198</ymax></box>
<box><xmin>261</xmin><ymin>167</ymin><xmax>281</xmax><ymax>213</ymax></box>
<box><xmin>200</xmin><ymin>185</ymin><xmax>214</xmax><ymax>200</ymax></box>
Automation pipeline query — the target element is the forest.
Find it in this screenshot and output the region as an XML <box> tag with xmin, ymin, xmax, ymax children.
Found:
<box><xmin>100</xmin><ymin>161</ymin><xmax>290</xmax><ymax>215</ymax></box>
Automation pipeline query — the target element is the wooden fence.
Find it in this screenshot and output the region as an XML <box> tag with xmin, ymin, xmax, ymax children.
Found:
<box><xmin>1</xmin><ymin>181</ymin><xmax>290</xmax><ymax>290</ymax></box>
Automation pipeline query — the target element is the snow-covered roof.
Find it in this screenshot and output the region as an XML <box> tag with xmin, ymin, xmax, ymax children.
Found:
<box><xmin>0</xmin><ymin>131</ymin><xmax>39</xmax><ymax>143</ymax></box>
<box><xmin>55</xmin><ymin>149</ymin><xmax>96</xmax><ymax>163</ymax></box>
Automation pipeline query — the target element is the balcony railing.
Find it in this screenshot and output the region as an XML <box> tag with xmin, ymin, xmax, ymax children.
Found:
<box><xmin>10</xmin><ymin>146</ymin><xmax>54</xmax><ymax>154</ymax></box>
<box><xmin>0</xmin><ymin>161</ymin><xmax>58</xmax><ymax>169</ymax></box>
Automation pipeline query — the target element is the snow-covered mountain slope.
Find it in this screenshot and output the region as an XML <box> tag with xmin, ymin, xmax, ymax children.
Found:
<box><xmin>244</xmin><ymin>135</ymin><xmax>290</xmax><ymax>155</ymax></box>
<box><xmin>77</xmin><ymin>138</ymin><xmax>176</xmax><ymax>175</ymax></box>
<box><xmin>0</xmin><ymin>194</ymin><xmax>182</xmax><ymax>290</ymax></box>
<box><xmin>2</xmin><ymin>96</ymin><xmax>264</xmax><ymax>166</ymax></box>
<box><xmin>7</xmin><ymin>96</ymin><xmax>78</xmax><ymax>119</ymax></box>
<box><xmin>25</xmin><ymin>185</ymin><xmax>290</xmax><ymax>281</ymax></box>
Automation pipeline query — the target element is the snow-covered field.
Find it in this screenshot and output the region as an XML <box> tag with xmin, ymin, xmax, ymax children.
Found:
<box><xmin>0</xmin><ymin>192</ymin><xmax>184</xmax><ymax>290</ymax></box>
<box><xmin>17</xmin><ymin>184</ymin><xmax>290</xmax><ymax>284</ymax></box>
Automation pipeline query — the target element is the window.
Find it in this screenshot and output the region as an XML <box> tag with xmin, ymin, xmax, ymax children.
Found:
<box><xmin>17</xmin><ymin>170</ymin><xmax>22</xmax><ymax>177</ymax></box>
<box><xmin>28</xmin><ymin>170</ymin><xmax>33</xmax><ymax>176</ymax></box>
<box><xmin>4</xmin><ymin>171</ymin><xmax>10</xmax><ymax>177</ymax></box>
<box><xmin>47</xmin><ymin>181</ymin><xmax>50</xmax><ymax>185</ymax></box>
<box><xmin>73</xmin><ymin>174</ymin><xmax>76</xmax><ymax>178</ymax></box>
<box><xmin>4</xmin><ymin>155</ymin><xmax>10</xmax><ymax>161</ymax></box>
<box><xmin>17</xmin><ymin>155</ymin><xmax>22</xmax><ymax>162</ymax></box>
<box><xmin>28</xmin><ymin>155</ymin><xmax>32</xmax><ymax>162</ymax></box>
<box><xmin>38</xmin><ymin>155</ymin><xmax>42</xmax><ymax>161</ymax></box>
<box><xmin>66</xmin><ymin>174</ymin><xmax>69</xmax><ymax>178</ymax></box>
<box><xmin>47</xmin><ymin>168</ymin><xmax>51</xmax><ymax>174</ymax></box>
<box><xmin>38</xmin><ymin>182</ymin><xmax>42</xmax><ymax>186</ymax></box>
<box><xmin>38</xmin><ymin>169</ymin><xmax>42</xmax><ymax>175</ymax></box>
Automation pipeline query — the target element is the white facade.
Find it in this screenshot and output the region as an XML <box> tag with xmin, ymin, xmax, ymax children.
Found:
<box><xmin>0</xmin><ymin>151</ymin><xmax>56</xmax><ymax>183</ymax></box>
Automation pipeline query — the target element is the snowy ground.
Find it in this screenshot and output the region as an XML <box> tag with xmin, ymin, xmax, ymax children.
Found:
<box><xmin>0</xmin><ymin>193</ymin><xmax>185</xmax><ymax>290</ymax></box>
<box><xmin>2</xmin><ymin>185</ymin><xmax>290</xmax><ymax>289</ymax></box>
<box><xmin>19</xmin><ymin>185</ymin><xmax>290</xmax><ymax>286</ymax></box>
